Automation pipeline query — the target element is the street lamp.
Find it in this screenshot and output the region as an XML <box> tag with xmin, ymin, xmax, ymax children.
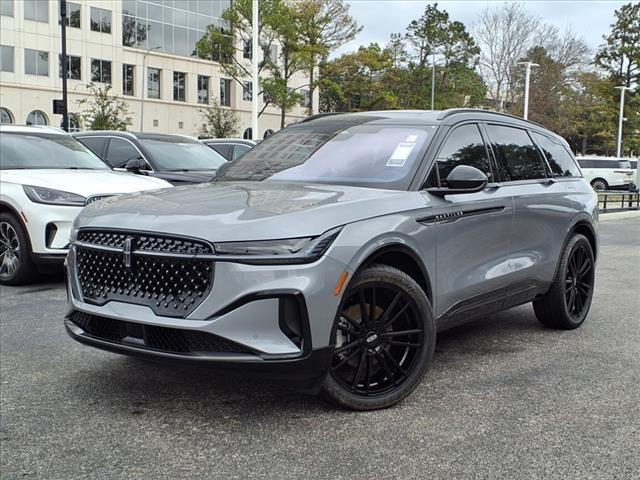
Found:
<box><xmin>517</xmin><ymin>61</ymin><xmax>539</xmax><ymax>120</ymax></box>
<box><xmin>251</xmin><ymin>0</ymin><xmax>259</xmax><ymax>140</ymax></box>
<box><xmin>140</xmin><ymin>45</ymin><xmax>162</xmax><ymax>131</ymax></box>
<box><xmin>615</xmin><ymin>86</ymin><xmax>633</xmax><ymax>158</ymax></box>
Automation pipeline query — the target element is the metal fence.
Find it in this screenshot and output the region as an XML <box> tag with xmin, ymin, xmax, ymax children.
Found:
<box><xmin>598</xmin><ymin>191</ymin><xmax>640</xmax><ymax>212</ymax></box>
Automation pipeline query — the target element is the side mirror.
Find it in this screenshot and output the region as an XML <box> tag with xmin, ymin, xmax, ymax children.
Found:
<box><xmin>426</xmin><ymin>165</ymin><xmax>488</xmax><ymax>197</ymax></box>
<box><xmin>125</xmin><ymin>156</ymin><xmax>149</xmax><ymax>173</ymax></box>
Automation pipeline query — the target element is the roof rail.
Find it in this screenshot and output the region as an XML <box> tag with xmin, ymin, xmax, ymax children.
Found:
<box><xmin>301</xmin><ymin>112</ymin><xmax>345</xmax><ymax>123</ymax></box>
<box><xmin>436</xmin><ymin>108</ymin><xmax>545</xmax><ymax>128</ymax></box>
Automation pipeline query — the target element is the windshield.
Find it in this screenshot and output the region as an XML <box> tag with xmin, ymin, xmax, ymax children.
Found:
<box><xmin>139</xmin><ymin>139</ymin><xmax>227</xmax><ymax>171</ymax></box>
<box><xmin>0</xmin><ymin>133</ymin><xmax>110</xmax><ymax>170</ymax></box>
<box><xmin>214</xmin><ymin>124</ymin><xmax>435</xmax><ymax>189</ymax></box>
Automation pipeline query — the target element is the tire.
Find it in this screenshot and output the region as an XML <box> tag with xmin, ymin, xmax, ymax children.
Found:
<box><xmin>533</xmin><ymin>234</ymin><xmax>595</xmax><ymax>330</ymax></box>
<box><xmin>0</xmin><ymin>212</ymin><xmax>37</xmax><ymax>285</ymax></box>
<box><xmin>590</xmin><ymin>178</ymin><xmax>608</xmax><ymax>191</ymax></box>
<box><xmin>320</xmin><ymin>264</ymin><xmax>436</xmax><ymax>410</ymax></box>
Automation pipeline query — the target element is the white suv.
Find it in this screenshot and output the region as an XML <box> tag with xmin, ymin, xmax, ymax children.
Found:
<box><xmin>0</xmin><ymin>126</ymin><xmax>171</xmax><ymax>285</ymax></box>
<box><xmin>576</xmin><ymin>156</ymin><xmax>634</xmax><ymax>191</ymax></box>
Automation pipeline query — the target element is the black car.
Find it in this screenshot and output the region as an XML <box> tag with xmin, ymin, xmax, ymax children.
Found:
<box><xmin>201</xmin><ymin>138</ymin><xmax>256</xmax><ymax>161</ymax></box>
<box><xmin>73</xmin><ymin>132</ymin><xmax>227</xmax><ymax>185</ymax></box>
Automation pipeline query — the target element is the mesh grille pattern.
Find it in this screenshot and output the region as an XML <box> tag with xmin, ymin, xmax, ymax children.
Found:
<box><xmin>76</xmin><ymin>231</ymin><xmax>213</xmax><ymax>318</ymax></box>
<box><xmin>69</xmin><ymin>311</ymin><xmax>254</xmax><ymax>355</ymax></box>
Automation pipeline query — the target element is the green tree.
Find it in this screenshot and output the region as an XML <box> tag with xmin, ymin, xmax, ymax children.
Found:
<box><xmin>197</xmin><ymin>98</ymin><xmax>240</xmax><ymax>139</ymax></box>
<box><xmin>596</xmin><ymin>2</ymin><xmax>640</xmax><ymax>87</ymax></box>
<box><xmin>293</xmin><ymin>0</ymin><xmax>361</xmax><ymax>114</ymax></box>
<box><xmin>77</xmin><ymin>83</ymin><xmax>131</xmax><ymax>131</ymax></box>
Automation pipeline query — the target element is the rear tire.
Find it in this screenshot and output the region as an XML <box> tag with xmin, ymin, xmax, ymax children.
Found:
<box><xmin>533</xmin><ymin>234</ymin><xmax>595</xmax><ymax>330</ymax></box>
<box><xmin>0</xmin><ymin>212</ymin><xmax>37</xmax><ymax>285</ymax></box>
<box><xmin>590</xmin><ymin>178</ymin><xmax>608</xmax><ymax>191</ymax></box>
<box><xmin>320</xmin><ymin>264</ymin><xmax>436</xmax><ymax>410</ymax></box>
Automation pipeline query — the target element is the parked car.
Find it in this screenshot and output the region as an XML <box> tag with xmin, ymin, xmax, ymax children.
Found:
<box><xmin>201</xmin><ymin>138</ymin><xmax>256</xmax><ymax>161</ymax></box>
<box><xmin>0</xmin><ymin>125</ymin><xmax>171</xmax><ymax>285</ymax></box>
<box><xmin>73</xmin><ymin>132</ymin><xmax>227</xmax><ymax>185</ymax></box>
<box><xmin>65</xmin><ymin>109</ymin><xmax>598</xmax><ymax>410</ymax></box>
<box><xmin>576</xmin><ymin>156</ymin><xmax>634</xmax><ymax>191</ymax></box>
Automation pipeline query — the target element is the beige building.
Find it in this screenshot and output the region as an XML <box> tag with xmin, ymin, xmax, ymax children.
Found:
<box><xmin>0</xmin><ymin>0</ymin><xmax>316</xmax><ymax>138</ymax></box>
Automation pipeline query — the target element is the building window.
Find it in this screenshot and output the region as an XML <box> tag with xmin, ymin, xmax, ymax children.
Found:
<box><xmin>67</xmin><ymin>2</ymin><xmax>80</xmax><ymax>28</ymax></box>
<box><xmin>123</xmin><ymin>64</ymin><xmax>135</xmax><ymax>96</ymax></box>
<box><xmin>59</xmin><ymin>54</ymin><xmax>81</xmax><ymax>80</ymax></box>
<box><xmin>90</xmin><ymin>7</ymin><xmax>111</xmax><ymax>34</ymax></box>
<box><xmin>1</xmin><ymin>45</ymin><xmax>14</xmax><ymax>72</ymax></box>
<box><xmin>0</xmin><ymin>107</ymin><xmax>14</xmax><ymax>124</ymax></box>
<box><xmin>263</xmin><ymin>44</ymin><xmax>278</xmax><ymax>64</ymax></box>
<box><xmin>243</xmin><ymin>39</ymin><xmax>252</xmax><ymax>59</ymax></box>
<box><xmin>0</xmin><ymin>0</ymin><xmax>14</xmax><ymax>17</ymax></box>
<box><xmin>63</xmin><ymin>113</ymin><xmax>81</xmax><ymax>132</ymax></box>
<box><xmin>173</xmin><ymin>71</ymin><xmax>186</xmax><ymax>102</ymax></box>
<box><xmin>197</xmin><ymin>75</ymin><xmax>209</xmax><ymax>104</ymax></box>
<box><xmin>26</xmin><ymin>110</ymin><xmax>48</xmax><ymax>126</ymax></box>
<box><xmin>25</xmin><ymin>49</ymin><xmax>49</xmax><ymax>76</ymax></box>
<box><xmin>24</xmin><ymin>0</ymin><xmax>48</xmax><ymax>22</ymax></box>
<box><xmin>242</xmin><ymin>81</ymin><xmax>253</xmax><ymax>101</ymax></box>
<box><xmin>300</xmin><ymin>89</ymin><xmax>311</xmax><ymax>108</ymax></box>
<box><xmin>91</xmin><ymin>59</ymin><xmax>111</xmax><ymax>84</ymax></box>
<box><xmin>220</xmin><ymin>78</ymin><xmax>231</xmax><ymax>106</ymax></box>
<box><xmin>148</xmin><ymin>68</ymin><xmax>161</xmax><ymax>99</ymax></box>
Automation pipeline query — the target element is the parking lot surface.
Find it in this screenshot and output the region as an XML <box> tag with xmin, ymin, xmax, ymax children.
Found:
<box><xmin>1</xmin><ymin>217</ymin><xmax>639</xmax><ymax>480</ymax></box>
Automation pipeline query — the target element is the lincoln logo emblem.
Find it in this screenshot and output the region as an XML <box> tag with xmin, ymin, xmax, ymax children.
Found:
<box><xmin>123</xmin><ymin>237</ymin><xmax>134</xmax><ymax>269</ymax></box>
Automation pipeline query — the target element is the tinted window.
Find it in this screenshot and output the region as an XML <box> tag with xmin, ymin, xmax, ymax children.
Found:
<box><xmin>630</xmin><ymin>160</ymin><xmax>637</xmax><ymax>170</ymax></box>
<box><xmin>209</xmin><ymin>144</ymin><xmax>232</xmax><ymax>160</ymax></box>
<box><xmin>215</xmin><ymin>124</ymin><xmax>435</xmax><ymax>190</ymax></box>
<box><xmin>531</xmin><ymin>132</ymin><xmax>580</xmax><ymax>177</ymax></box>
<box><xmin>106</xmin><ymin>138</ymin><xmax>140</xmax><ymax>168</ymax></box>
<box><xmin>138</xmin><ymin>138</ymin><xmax>226</xmax><ymax>171</ymax></box>
<box><xmin>487</xmin><ymin>125</ymin><xmax>546</xmax><ymax>181</ymax></box>
<box><xmin>232</xmin><ymin>144</ymin><xmax>251</xmax><ymax>160</ymax></box>
<box><xmin>76</xmin><ymin>136</ymin><xmax>107</xmax><ymax>158</ymax></box>
<box><xmin>0</xmin><ymin>134</ymin><xmax>110</xmax><ymax>170</ymax></box>
<box><xmin>618</xmin><ymin>160</ymin><xmax>631</xmax><ymax>169</ymax></box>
<box><xmin>427</xmin><ymin>124</ymin><xmax>490</xmax><ymax>187</ymax></box>
<box><xmin>577</xmin><ymin>159</ymin><xmax>592</xmax><ymax>169</ymax></box>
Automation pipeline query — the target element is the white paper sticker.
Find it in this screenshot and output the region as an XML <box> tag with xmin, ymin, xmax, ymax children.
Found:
<box><xmin>387</xmin><ymin>142</ymin><xmax>416</xmax><ymax>167</ymax></box>
<box><xmin>405</xmin><ymin>134</ymin><xmax>419</xmax><ymax>142</ymax></box>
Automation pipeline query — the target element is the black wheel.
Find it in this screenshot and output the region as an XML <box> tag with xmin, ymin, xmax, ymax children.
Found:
<box><xmin>321</xmin><ymin>264</ymin><xmax>435</xmax><ymax>410</ymax></box>
<box><xmin>0</xmin><ymin>212</ymin><xmax>37</xmax><ymax>285</ymax></box>
<box><xmin>533</xmin><ymin>234</ymin><xmax>595</xmax><ymax>329</ymax></box>
<box><xmin>590</xmin><ymin>178</ymin><xmax>608</xmax><ymax>191</ymax></box>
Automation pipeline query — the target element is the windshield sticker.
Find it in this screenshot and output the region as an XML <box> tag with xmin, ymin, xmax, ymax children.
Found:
<box><xmin>405</xmin><ymin>134</ymin><xmax>419</xmax><ymax>142</ymax></box>
<box><xmin>387</xmin><ymin>142</ymin><xmax>416</xmax><ymax>167</ymax></box>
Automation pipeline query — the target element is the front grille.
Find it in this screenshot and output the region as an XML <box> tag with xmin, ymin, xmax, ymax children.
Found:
<box><xmin>75</xmin><ymin>230</ymin><xmax>213</xmax><ymax>318</ymax></box>
<box><xmin>69</xmin><ymin>311</ymin><xmax>254</xmax><ymax>355</ymax></box>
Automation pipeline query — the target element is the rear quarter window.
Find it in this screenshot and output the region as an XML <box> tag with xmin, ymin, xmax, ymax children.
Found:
<box><xmin>76</xmin><ymin>136</ymin><xmax>107</xmax><ymax>158</ymax></box>
<box><xmin>531</xmin><ymin>132</ymin><xmax>580</xmax><ymax>177</ymax></box>
<box><xmin>486</xmin><ymin>124</ymin><xmax>546</xmax><ymax>181</ymax></box>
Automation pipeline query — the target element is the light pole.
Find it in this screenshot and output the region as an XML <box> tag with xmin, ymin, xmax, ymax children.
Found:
<box><xmin>251</xmin><ymin>0</ymin><xmax>259</xmax><ymax>140</ymax></box>
<box><xmin>517</xmin><ymin>61</ymin><xmax>539</xmax><ymax>120</ymax></box>
<box><xmin>431</xmin><ymin>51</ymin><xmax>436</xmax><ymax>110</ymax></box>
<box><xmin>615</xmin><ymin>86</ymin><xmax>632</xmax><ymax>158</ymax></box>
<box><xmin>140</xmin><ymin>46</ymin><xmax>161</xmax><ymax>131</ymax></box>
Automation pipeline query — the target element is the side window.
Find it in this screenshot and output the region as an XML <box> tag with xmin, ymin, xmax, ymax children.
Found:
<box><xmin>77</xmin><ymin>136</ymin><xmax>106</xmax><ymax>158</ymax></box>
<box><xmin>232</xmin><ymin>144</ymin><xmax>251</xmax><ymax>161</ymax></box>
<box><xmin>210</xmin><ymin>144</ymin><xmax>232</xmax><ymax>160</ymax></box>
<box><xmin>105</xmin><ymin>138</ymin><xmax>140</xmax><ymax>168</ymax></box>
<box><xmin>487</xmin><ymin>125</ymin><xmax>546</xmax><ymax>181</ymax></box>
<box><xmin>426</xmin><ymin>124</ymin><xmax>491</xmax><ymax>187</ymax></box>
<box><xmin>531</xmin><ymin>132</ymin><xmax>580</xmax><ymax>177</ymax></box>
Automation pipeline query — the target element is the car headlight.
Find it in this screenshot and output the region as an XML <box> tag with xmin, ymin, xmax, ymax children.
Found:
<box><xmin>213</xmin><ymin>227</ymin><xmax>342</xmax><ymax>264</ymax></box>
<box><xmin>23</xmin><ymin>185</ymin><xmax>86</xmax><ymax>206</ymax></box>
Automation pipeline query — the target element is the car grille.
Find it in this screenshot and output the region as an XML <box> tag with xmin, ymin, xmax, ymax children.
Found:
<box><xmin>68</xmin><ymin>311</ymin><xmax>254</xmax><ymax>355</ymax></box>
<box><xmin>75</xmin><ymin>230</ymin><xmax>213</xmax><ymax>318</ymax></box>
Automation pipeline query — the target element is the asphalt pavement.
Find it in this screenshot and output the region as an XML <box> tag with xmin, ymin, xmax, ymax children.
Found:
<box><xmin>1</xmin><ymin>216</ymin><xmax>639</xmax><ymax>480</ymax></box>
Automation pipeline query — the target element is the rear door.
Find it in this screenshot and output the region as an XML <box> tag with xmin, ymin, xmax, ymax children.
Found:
<box><xmin>484</xmin><ymin>124</ymin><xmax>576</xmax><ymax>304</ymax></box>
<box><xmin>422</xmin><ymin>123</ymin><xmax>514</xmax><ymax>324</ymax></box>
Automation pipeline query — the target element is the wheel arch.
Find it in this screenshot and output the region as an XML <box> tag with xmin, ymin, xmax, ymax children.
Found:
<box><xmin>353</xmin><ymin>243</ymin><xmax>433</xmax><ymax>304</ymax></box>
<box><xmin>569</xmin><ymin>219</ymin><xmax>598</xmax><ymax>261</ymax></box>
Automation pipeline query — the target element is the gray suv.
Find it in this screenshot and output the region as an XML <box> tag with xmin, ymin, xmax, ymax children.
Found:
<box><xmin>64</xmin><ymin>109</ymin><xmax>598</xmax><ymax>410</ymax></box>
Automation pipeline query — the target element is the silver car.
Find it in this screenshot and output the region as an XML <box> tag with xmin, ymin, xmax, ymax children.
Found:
<box><xmin>64</xmin><ymin>109</ymin><xmax>598</xmax><ymax>410</ymax></box>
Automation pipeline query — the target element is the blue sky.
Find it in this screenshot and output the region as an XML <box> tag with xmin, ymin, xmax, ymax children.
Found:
<box><xmin>334</xmin><ymin>0</ymin><xmax>628</xmax><ymax>57</ymax></box>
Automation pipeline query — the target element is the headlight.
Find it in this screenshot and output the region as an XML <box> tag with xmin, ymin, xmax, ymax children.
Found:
<box><xmin>213</xmin><ymin>227</ymin><xmax>342</xmax><ymax>264</ymax></box>
<box><xmin>23</xmin><ymin>185</ymin><xmax>86</xmax><ymax>206</ymax></box>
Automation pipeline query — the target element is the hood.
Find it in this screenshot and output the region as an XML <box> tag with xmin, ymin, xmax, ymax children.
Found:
<box><xmin>1</xmin><ymin>169</ymin><xmax>171</xmax><ymax>196</ymax></box>
<box><xmin>76</xmin><ymin>181</ymin><xmax>425</xmax><ymax>241</ymax></box>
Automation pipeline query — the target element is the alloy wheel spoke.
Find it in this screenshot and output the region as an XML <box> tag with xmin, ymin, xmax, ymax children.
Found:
<box><xmin>380</xmin><ymin>328</ymin><xmax>423</xmax><ymax>338</ymax></box>
<box><xmin>383</xmin><ymin>302</ymin><xmax>410</xmax><ymax>329</ymax></box>
<box><xmin>378</xmin><ymin>291</ymin><xmax>402</xmax><ymax>326</ymax></box>
<box><xmin>335</xmin><ymin>338</ymin><xmax>362</xmax><ymax>355</ymax></box>
<box><xmin>358</xmin><ymin>291</ymin><xmax>369</xmax><ymax>325</ymax></box>
<box><xmin>375</xmin><ymin>350</ymin><xmax>397</xmax><ymax>385</ymax></box>
<box><xmin>382</xmin><ymin>347</ymin><xmax>406</xmax><ymax>376</ymax></box>
<box><xmin>337</xmin><ymin>323</ymin><xmax>359</xmax><ymax>336</ymax></box>
<box><xmin>352</xmin><ymin>348</ymin><xmax>368</xmax><ymax>389</ymax></box>
<box><xmin>340</xmin><ymin>312</ymin><xmax>362</xmax><ymax>332</ymax></box>
<box><xmin>387</xmin><ymin>340</ymin><xmax>421</xmax><ymax>348</ymax></box>
<box><xmin>332</xmin><ymin>346</ymin><xmax>361</xmax><ymax>371</ymax></box>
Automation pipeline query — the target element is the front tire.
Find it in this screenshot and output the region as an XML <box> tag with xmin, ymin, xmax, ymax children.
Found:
<box><xmin>590</xmin><ymin>178</ymin><xmax>608</xmax><ymax>191</ymax></box>
<box><xmin>0</xmin><ymin>212</ymin><xmax>37</xmax><ymax>285</ymax></box>
<box><xmin>533</xmin><ymin>234</ymin><xmax>595</xmax><ymax>329</ymax></box>
<box><xmin>321</xmin><ymin>264</ymin><xmax>436</xmax><ymax>410</ymax></box>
